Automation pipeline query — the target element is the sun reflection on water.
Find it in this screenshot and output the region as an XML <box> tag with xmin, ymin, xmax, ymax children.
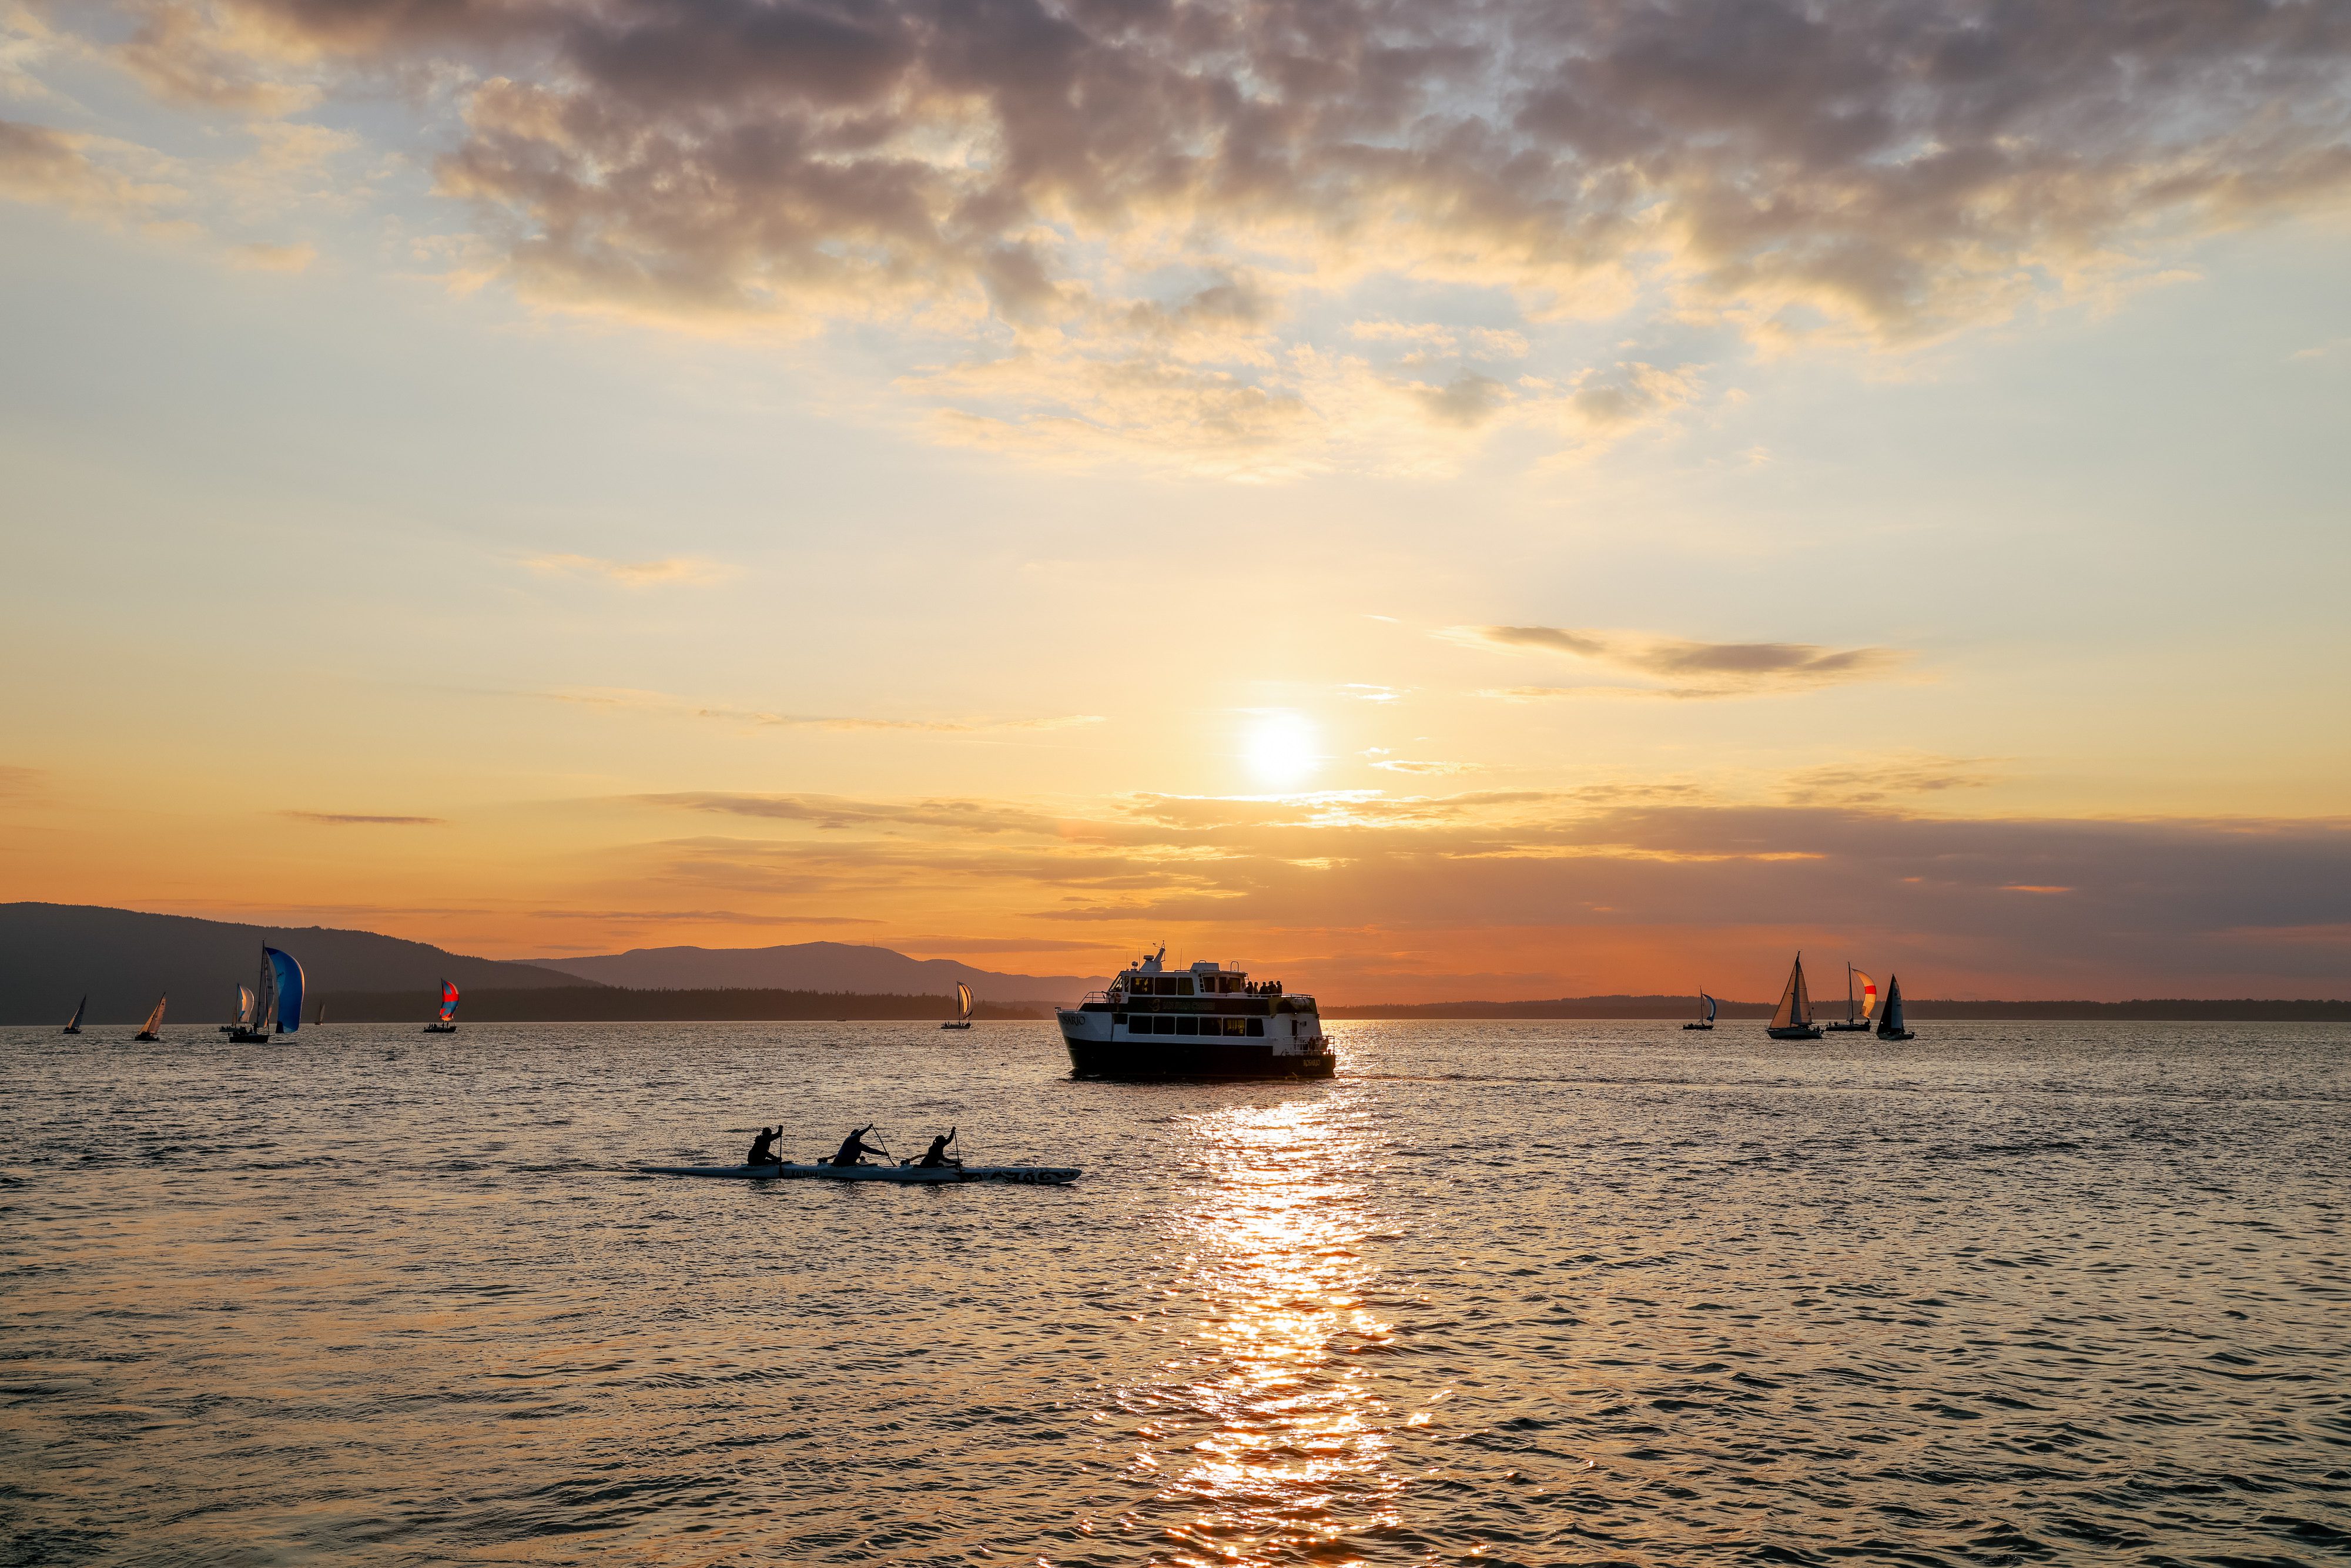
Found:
<box><xmin>1107</xmin><ymin>1093</ymin><xmax>1404</xmax><ymax>1565</ymax></box>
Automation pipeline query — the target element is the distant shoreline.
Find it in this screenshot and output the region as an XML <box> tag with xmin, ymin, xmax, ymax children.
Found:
<box><xmin>1324</xmin><ymin>997</ymin><xmax>2351</xmax><ymax>1022</ymax></box>
<box><xmin>18</xmin><ymin>987</ymin><xmax>2351</xmax><ymax>1027</ymax></box>
<box><xmin>297</xmin><ymin>987</ymin><xmax>1052</xmax><ymax>1024</ymax></box>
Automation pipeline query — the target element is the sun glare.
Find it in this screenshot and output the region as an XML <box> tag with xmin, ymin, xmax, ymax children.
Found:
<box><xmin>1244</xmin><ymin>712</ymin><xmax>1319</xmax><ymax>790</ymax></box>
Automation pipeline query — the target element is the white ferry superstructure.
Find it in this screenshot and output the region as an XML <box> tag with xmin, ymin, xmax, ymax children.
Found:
<box><xmin>1057</xmin><ymin>948</ymin><xmax>1332</xmax><ymax>1080</ymax></box>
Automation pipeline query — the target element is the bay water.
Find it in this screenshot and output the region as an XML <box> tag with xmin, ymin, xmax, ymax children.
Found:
<box><xmin>2</xmin><ymin>1021</ymin><xmax>2345</xmax><ymax>1566</ymax></box>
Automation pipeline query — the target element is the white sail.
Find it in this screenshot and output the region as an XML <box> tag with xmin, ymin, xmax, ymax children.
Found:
<box><xmin>238</xmin><ymin>984</ymin><xmax>256</xmax><ymax>1026</ymax></box>
<box><xmin>1770</xmin><ymin>954</ymin><xmax>1811</xmax><ymax>1028</ymax></box>
<box><xmin>955</xmin><ymin>981</ymin><xmax>974</xmax><ymax>1023</ymax></box>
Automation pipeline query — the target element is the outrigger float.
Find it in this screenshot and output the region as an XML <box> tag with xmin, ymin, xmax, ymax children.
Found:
<box><xmin>639</xmin><ymin>1162</ymin><xmax>1080</xmax><ymax>1185</ymax></box>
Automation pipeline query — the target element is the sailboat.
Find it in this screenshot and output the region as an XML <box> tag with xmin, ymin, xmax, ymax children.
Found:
<box><xmin>135</xmin><ymin>994</ymin><xmax>166</xmax><ymax>1041</ymax></box>
<box><xmin>222</xmin><ymin>984</ymin><xmax>254</xmax><ymax>1033</ymax></box>
<box><xmin>62</xmin><ymin>996</ymin><xmax>86</xmax><ymax>1036</ymax></box>
<box><xmin>1766</xmin><ymin>953</ymin><xmax>1823</xmax><ymax>1040</ymax></box>
<box><xmin>1682</xmin><ymin>990</ymin><xmax>1717</xmax><ymax>1030</ymax></box>
<box><xmin>229</xmin><ymin>947</ymin><xmax>304</xmax><ymax>1042</ymax></box>
<box><xmin>1824</xmin><ymin>964</ymin><xmax>1878</xmax><ymax>1031</ymax></box>
<box><xmin>424</xmin><ymin>979</ymin><xmax>458</xmax><ymax>1033</ymax></box>
<box><xmin>1875</xmin><ymin>974</ymin><xmax>1915</xmax><ymax>1041</ymax></box>
<box><xmin>940</xmin><ymin>981</ymin><xmax>975</xmax><ymax>1030</ymax></box>
<box><xmin>314</xmin><ymin>1001</ymin><xmax>326</xmax><ymax>1027</ymax></box>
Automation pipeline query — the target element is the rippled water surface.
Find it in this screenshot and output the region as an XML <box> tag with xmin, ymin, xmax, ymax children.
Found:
<box><xmin>4</xmin><ymin>1021</ymin><xmax>2347</xmax><ymax>1566</ymax></box>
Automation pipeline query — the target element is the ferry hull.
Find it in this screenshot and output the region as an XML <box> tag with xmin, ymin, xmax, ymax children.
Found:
<box><xmin>1064</xmin><ymin>1036</ymin><xmax>1335</xmax><ymax>1080</ymax></box>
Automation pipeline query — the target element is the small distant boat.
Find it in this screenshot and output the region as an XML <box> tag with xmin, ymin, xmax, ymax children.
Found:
<box><xmin>1682</xmin><ymin>990</ymin><xmax>1717</xmax><ymax>1030</ymax></box>
<box><xmin>639</xmin><ymin>1161</ymin><xmax>1080</xmax><ymax>1185</ymax></box>
<box><xmin>135</xmin><ymin>994</ymin><xmax>166</xmax><ymax>1041</ymax></box>
<box><xmin>1766</xmin><ymin>953</ymin><xmax>1823</xmax><ymax>1040</ymax></box>
<box><xmin>314</xmin><ymin>1000</ymin><xmax>327</xmax><ymax>1027</ymax></box>
<box><xmin>1824</xmin><ymin>963</ymin><xmax>1878</xmax><ymax>1031</ymax></box>
<box><xmin>229</xmin><ymin>947</ymin><xmax>304</xmax><ymax>1043</ymax></box>
<box><xmin>63</xmin><ymin>996</ymin><xmax>86</xmax><ymax>1036</ymax></box>
<box><xmin>424</xmin><ymin>978</ymin><xmax>458</xmax><ymax>1033</ymax></box>
<box><xmin>1876</xmin><ymin>974</ymin><xmax>1915</xmax><ymax>1041</ymax></box>
<box><xmin>940</xmin><ymin>981</ymin><xmax>974</xmax><ymax>1030</ymax></box>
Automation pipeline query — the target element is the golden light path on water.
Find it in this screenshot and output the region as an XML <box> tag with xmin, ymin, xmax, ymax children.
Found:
<box><xmin>1108</xmin><ymin>1093</ymin><xmax>1406</xmax><ymax>1564</ymax></box>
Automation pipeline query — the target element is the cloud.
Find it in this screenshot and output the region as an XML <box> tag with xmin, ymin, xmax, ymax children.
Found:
<box><xmin>523</xmin><ymin>907</ymin><xmax>882</xmax><ymax>925</ymax></box>
<box><xmin>280</xmin><ymin>810</ymin><xmax>446</xmax><ymax>826</ymax></box>
<box><xmin>229</xmin><ymin>240</ymin><xmax>313</xmax><ymax>271</ymax></box>
<box><xmin>1781</xmin><ymin>755</ymin><xmax>2000</xmax><ymax>806</ymax></box>
<box><xmin>1454</xmin><ymin>625</ymin><xmax>1907</xmax><ymax>696</ymax></box>
<box><xmin>0</xmin><ymin>118</ymin><xmax>179</xmax><ymax>219</ymax></box>
<box><xmin>116</xmin><ymin>3</ymin><xmax>321</xmax><ymax>116</ymax></box>
<box><xmin>0</xmin><ymin>764</ymin><xmax>45</xmax><ymax>800</ymax></box>
<box><xmin>892</xmin><ymin>936</ymin><xmax>1111</xmax><ymax>955</ymax></box>
<box><xmin>630</xmin><ymin>792</ymin><xmax>1072</xmax><ymax>837</ymax></box>
<box><xmin>65</xmin><ymin>0</ymin><xmax>2351</xmax><ymax>468</ymax></box>
<box><xmin>551</xmin><ymin>687</ymin><xmax>1104</xmax><ymax>735</ymax></box>
<box><xmin>525</xmin><ymin>552</ymin><xmax>736</xmax><ymax>587</ymax></box>
<box><xmin>1369</xmin><ymin>759</ymin><xmax>1479</xmax><ymax>776</ymax></box>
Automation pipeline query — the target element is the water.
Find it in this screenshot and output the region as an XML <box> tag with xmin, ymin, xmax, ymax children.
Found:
<box><xmin>2</xmin><ymin>1021</ymin><xmax>2346</xmax><ymax>1567</ymax></box>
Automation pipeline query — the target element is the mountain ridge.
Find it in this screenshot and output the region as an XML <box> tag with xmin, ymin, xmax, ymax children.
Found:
<box><xmin>0</xmin><ymin>903</ymin><xmax>590</xmax><ymax>1024</ymax></box>
<box><xmin>538</xmin><ymin>940</ymin><xmax>1106</xmax><ymax>1005</ymax></box>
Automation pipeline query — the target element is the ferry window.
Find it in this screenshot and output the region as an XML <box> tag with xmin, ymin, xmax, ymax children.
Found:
<box><xmin>1246</xmin><ymin>1018</ymin><xmax>1264</xmax><ymax>1036</ymax></box>
<box><xmin>1154</xmin><ymin>1015</ymin><xmax>1176</xmax><ymax>1034</ymax></box>
<box><xmin>1223</xmin><ymin>1017</ymin><xmax>1244</xmax><ymax>1036</ymax></box>
<box><xmin>1175</xmin><ymin>978</ymin><xmax>1194</xmax><ymax>996</ymax></box>
<box><xmin>1176</xmin><ymin>1017</ymin><xmax>1198</xmax><ymax>1036</ymax></box>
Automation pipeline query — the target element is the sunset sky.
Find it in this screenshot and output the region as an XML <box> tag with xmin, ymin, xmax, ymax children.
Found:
<box><xmin>4</xmin><ymin>0</ymin><xmax>2348</xmax><ymax>1000</ymax></box>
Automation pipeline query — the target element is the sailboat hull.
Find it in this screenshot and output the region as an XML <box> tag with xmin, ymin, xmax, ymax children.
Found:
<box><xmin>1823</xmin><ymin>1021</ymin><xmax>1871</xmax><ymax>1031</ymax></box>
<box><xmin>1766</xmin><ymin>1025</ymin><xmax>1823</xmax><ymax>1040</ymax></box>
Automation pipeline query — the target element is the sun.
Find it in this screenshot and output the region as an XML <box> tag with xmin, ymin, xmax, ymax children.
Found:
<box><xmin>1244</xmin><ymin>712</ymin><xmax>1319</xmax><ymax>789</ymax></box>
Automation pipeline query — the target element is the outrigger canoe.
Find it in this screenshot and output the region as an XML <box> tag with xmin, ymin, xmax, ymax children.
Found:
<box><xmin>639</xmin><ymin>1162</ymin><xmax>1080</xmax><ymax>1186</ymax></box>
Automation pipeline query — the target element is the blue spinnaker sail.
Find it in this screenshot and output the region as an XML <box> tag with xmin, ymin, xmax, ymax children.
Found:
<box><xmin>1702</xmin><ymin>991</ymin><xmax>1717</xmax><ymax>1023</ymax></box>
<box><xmin>266</xmin><ymin>947</ymin><xmax>305</xmax><ymax>1033</ymax></box>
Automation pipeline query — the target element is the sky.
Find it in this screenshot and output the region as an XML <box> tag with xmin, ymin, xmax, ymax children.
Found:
<box><xmin>3</xmin><ymin>0</ymin><xmax>2349</xmax><ymax>1001</ymax></box>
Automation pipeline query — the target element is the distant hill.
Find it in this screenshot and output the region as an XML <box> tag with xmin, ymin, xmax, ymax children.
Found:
<box><xmin>540</xmin><ymin>942</ymin><xmax>1106</xmax><ymax>1006</ymax></box>
<box><xmin>0</xmin><ymin>903</ymin><xmax>590</xmax><ymax>1024</ymax></box>
<box><xmin>312</xmin><ymin>987</ymin><xmax>1049</xmax><ymax>1023</ymax></box>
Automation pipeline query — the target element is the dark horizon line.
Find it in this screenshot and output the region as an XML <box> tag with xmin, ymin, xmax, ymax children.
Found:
<box><xmin>19</xmin><ymin>989</ymin><xmax>2351</xmax><ymax>1026</ymax></box>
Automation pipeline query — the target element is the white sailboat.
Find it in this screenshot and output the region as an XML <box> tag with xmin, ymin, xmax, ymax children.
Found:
<box><xmin>63</xmin><ymin>996</ymin><xmax>85</xmax><ymax>1036</ymax></box>
<box><xmin>1682</xmin><ymin>990</ymin><xmax>1717</xmax><ymax>1030</ymax></box>
<box><xmin>1766</xmin><ymin>953</ymin><xmax>1823</xmax><ymax>1040</ymax></box>
<box><xmin>940</xmin><ymin>981</ymin><xmax>975</xmax><ymax>1030</ymax></box>
<box><xmin>134</xmin><ymin>994</ymin><xmax>166</xmax><ymax>1041</ymax></box>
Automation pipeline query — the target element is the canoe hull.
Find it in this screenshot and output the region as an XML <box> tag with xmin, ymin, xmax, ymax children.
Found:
<box><xmin>639</xmin><ymin>1162</ymin><xmax>1080</xmax><ymax>1185</ymax></box>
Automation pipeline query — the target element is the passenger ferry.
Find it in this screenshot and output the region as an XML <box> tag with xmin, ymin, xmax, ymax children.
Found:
<box><xmin>1059</xmin><ymin>949</ymin><xmax>1333</xmax><ymax>1079</ymax></box>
